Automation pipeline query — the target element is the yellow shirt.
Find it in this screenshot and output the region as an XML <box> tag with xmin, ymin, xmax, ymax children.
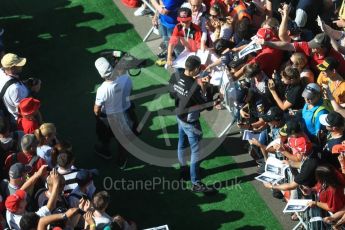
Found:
<box><xmin>317</xmin><ymin>72</ymin><xmax>345</xmax><ymax>104</ymax></box>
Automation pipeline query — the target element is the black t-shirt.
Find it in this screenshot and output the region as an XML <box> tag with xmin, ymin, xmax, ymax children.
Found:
<box><xmin>285</xmin><ymin>84</ymin><xmax>304</xmax><ymax>110</ymax></box>
<box><xmin>294</xmin><ymin>152</ymin><xmax>319</xmax><ymax>187</ymax></box>
<box><xmin>323</xmin><ymin>134</ymin><xmax>345</xmax><ymax>169</ymax></box>
<box><xmin>169</xmin><ymin>72</ymin><xmax>211</xmax><ymax>123</ymax></box>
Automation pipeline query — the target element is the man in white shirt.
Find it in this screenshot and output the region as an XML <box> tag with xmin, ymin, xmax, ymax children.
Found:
<box><xmin>0</xmin><ymin>53</ymin><xmax>29</xmax><ymax>122</ymax></box>
<box><xmin>93</xmin><ymin>57</ymin><xmax>134</xmax><ymax>168</ymax></box>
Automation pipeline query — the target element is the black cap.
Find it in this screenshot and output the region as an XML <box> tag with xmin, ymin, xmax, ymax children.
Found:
<box><xmin>262</xmin><ymin>106</ymin><xmax>284</xmax><ymax>122</ymax></box>
<box><xmin>9</xmin><ymin>163</ymin><xmax>32</xmax><ymax>179</ymax></box>
<box><xmin>319</xmin><ymin>111</ymin><xmax>344</xmax><ymax>127</ymax></box>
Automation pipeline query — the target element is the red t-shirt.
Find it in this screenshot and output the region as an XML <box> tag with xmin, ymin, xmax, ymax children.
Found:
<box><xmin>17</xmin><ymin>117</ymin><xmax>39</xmax><ymax>134</ymax></box>
<box><xmin>315</xmin><ymin>171</ymin><xmax>345</xmax><ymax>213</ymax></box>
<box><xmin>249</xmin><ymin>47</ymin><xmax>284</xmax><ymax>77</ymax></box>
<box><xmin>4</xmin><ymin>152</ymin><xmax>46</xmax><ymax>176</ymax></box>
<box><xmin>169</xmin><ymin>23</ymin><xmax>202</xmax><ymax>52</ymax></box>
<box><xmin>293</xmin><ymin>41</ymin><xmax>345</xmax><ymax>75</ymax></box>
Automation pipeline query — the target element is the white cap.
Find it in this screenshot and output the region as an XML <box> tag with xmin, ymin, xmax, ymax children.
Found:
<box><xmin>95</xmin><ymin>57</ymin><xmax>113</xmax><ymax>78</ymax></box>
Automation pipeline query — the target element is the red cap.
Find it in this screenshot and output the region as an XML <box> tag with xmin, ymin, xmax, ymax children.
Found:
<box><xmin>332</xmin><ymin>144</ymin><xmax>345</xmax><ymax>154</ymax></box>
<box><xmin>5</xmin><ymin>190</ymin><xmax>26</xmax><ymax>213</ymax></box>
<box><xmin>19</xmin><ymin>97</ymin><xmax>40</xmax><ymax>116</ymax></box>
<box><xmin>256</xmin><ymin>28</ymin><xmax>276</xmax><ymax>41</ymax></box>
<box><xmin>288</xmin><ymin>136</ymin><xmax>312</xmax><ymax>155</ymax></box>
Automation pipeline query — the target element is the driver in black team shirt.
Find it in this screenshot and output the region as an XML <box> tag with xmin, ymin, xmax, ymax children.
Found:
<box><xmin>169</xmin><ymin>55</ymin><xmax>213</xmax><ymax>193</ymax></box>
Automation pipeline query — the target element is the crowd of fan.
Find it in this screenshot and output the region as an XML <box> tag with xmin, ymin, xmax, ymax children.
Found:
<box><xmin>0</xmin><ymin>19</ymin><xmax>137</xmax><ymax>230</ymax></box>
<box><xmin>135</xmin><ymin>0</ymin><xmax>345</xmax><ymax>228</ymax></box>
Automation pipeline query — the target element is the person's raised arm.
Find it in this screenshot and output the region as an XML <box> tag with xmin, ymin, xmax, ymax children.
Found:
<box><xmin>278</xmin><ymin>4</ymin><xmax>292</xmax><ymax>42</ymax></box>
<box><xmin>45</xmin><ymin>169</ymin><xmax>61</xmax><ymax>212</ymax></box>
<box><xmin>257</xmin><ymin>39</ymin><xmax>295</xmax><ymax>51</ymax></box>
<box><xmin>20</xmin><ymin>165</ymin><xmax>48</xmax><ymax>192</ymax></box>
<box><xmin>268</xmin><ymin>79</ymin><xmax>293</xmax><ymax>110</ymax></box>
<box><xmin>37</xmin><ymin>208</ymin><xmax>80</xmax><ymax>230</ymax></box>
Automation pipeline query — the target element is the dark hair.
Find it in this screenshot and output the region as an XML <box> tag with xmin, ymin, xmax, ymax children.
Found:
<box><xmin>20</xmin><ymin>212</ymin><xmax>40</xmax><ymax>230</ymax></box>
<box><xmin>93</xmin><ymin>191</ymin><xmax>110</xmax><ymax>211</ymax></box>
<box><xmin>236</xmin><ymin>18</ymin><xmax>251</xmax><ymax>41</ymax></box>
<box><xmin>315</xmin><ymin>164</ymin><xmax>341</xmax><ymax>188</ymax></box>
<box><xmin>244</xmin><ymin>63</ymin><xmax>261</xmax><ymax>78</ymax></box>
<box><xmin>214</xmin><ymin>39</ymin><xmax>234</xmax><ymax>55</ymax></box>
<box><xmin>178</xmin><ymin>7</ymin><xmax>192</xmax><ymax>17</ymax></box>
<box><xmin>56</xmin><ymin>151</ymin><xmax>74</xmax><ymax>168</ymax></box>
<box><xmin>282</xmin><ymin>66</ymin><xmax>300</xmax><ymax>80</ymax></box>
<box><xmin>185</xmin><ymin>55</ymin><xmax>201</xmax><ymax>71</ymax></box>
<box><xmin>210</xmin><ymin>2</ymin><xmax>225</xmax><ymax>18</ymax></box>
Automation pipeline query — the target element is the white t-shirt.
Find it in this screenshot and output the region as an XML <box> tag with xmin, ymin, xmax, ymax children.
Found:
<box><xmin>95</xmin><ymin>75</ymin><xmax>132</xmax><ymax>115</ymax></box>
<box><xmin>37</xmin><ymin>145</ymin><xmax>53</xmax><ymax>168</ymax></box>
<box><xmin>6</xmin><ymin>206</ymin><xmax>50</xmax><ymax>230</ymax></box>
<box><xmin>0</xmin><ymin>69</ymin><xmax>29</xmax><ymax>120</ymax></box>
<box><xmin>94</xmin><ymin>212</ymin><xmax>112</xmax><ymax>230</ymax></box>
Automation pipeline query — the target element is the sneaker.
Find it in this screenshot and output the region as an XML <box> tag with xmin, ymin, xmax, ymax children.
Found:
<box><xmin>157</xmin><ymin>49</ymin><xmax>167</xmax><ymax>59</ymax></box>
<box><xmin>155</xmin><ymin>58</ymin><xmax>166</xmax><ymax>67</ymax></box>
<box><xmin>134</xmin><ymin>5</ymin><xmax>151</xmax><ymax>16</ymax></box>
<box><xmin>191</xmin><ymin>182</ymin><xmax>215</xmax><ymax>193</ymax></box>
<box><xmin>94</xmin><ymin>144</ymin><xmax>112</xmax><ymax>160</ymax></box>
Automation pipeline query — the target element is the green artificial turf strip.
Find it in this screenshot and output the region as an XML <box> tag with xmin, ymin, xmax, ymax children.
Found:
<box><xmin>0</xmin><ymin>0</ymin><xmax>283</xmax><ymax>229</ymax></box>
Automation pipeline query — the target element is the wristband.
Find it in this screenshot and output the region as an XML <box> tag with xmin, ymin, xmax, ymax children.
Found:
<box><xmin>61</xmin><ymin>213</ymin><xmax>68</xmax><ymax>221</ymax></box>
<box><xmin>90</xmin><ymin>224</ymin><xmax>96</xmax><ymax>228</ymax></box>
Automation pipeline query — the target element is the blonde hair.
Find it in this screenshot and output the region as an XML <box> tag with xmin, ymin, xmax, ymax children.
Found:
<box><xmin>34</xmin><ymin>123</ymin><xmax>56</xmax><ymax>145</ymax></box>
<box><xmin>291</xmin><ymin>52</ymin><xmax>307</xmax><ymax>67</ymax></box>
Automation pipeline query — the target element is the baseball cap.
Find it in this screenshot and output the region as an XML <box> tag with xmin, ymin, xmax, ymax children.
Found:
<box><xmin>262</xmin><ymin>106</ymin><xmax>283</xmax><ymax>122</ymax></box>
<box><xmin>95</xmin><ymin>57</ymin><xmax>113</xmax><ymax>79</ymax></box>
<box><xmin>177</xmin><ymin>7</ymin><xmax>192</xmax><ymax>22</ymax></box>
<box><xmin>332</xmin><ymin>144</ymin><xmax>345</xmax><ymax>154</ymax></box>
<box><xmin>302</xmin><ymin>83</ymin><xmax>321</xmax><ymax>99</ymax></box>
<box><xmin>256</xmin><ymin>28</ymin><xmax>276</xmax><ymax>41</ymax></box>
<box><xmin>5</xmin><ymin>189</ymin><xmax>27</xmax><ymax>213</ymax></box>
<box><xmin>9</xmin><ymin>163</ymin><xmax>32</xmax><ymax>179</ymax></box>
<box><xmin>76</xmin><ymin>169</ymin><xmax>98</xmax><ymax>186</ymax></box>
<box><xmin>309</xmin><ymin>33</ymin><xmax>330</xmax><ymax>49</ymax></box>
<box><xmin>18</xmin><ymin>97</ymin><xmax>40</xmax><ymax>116</ymax></box>
<box><xmin>319</xmin><ymin>111</ymin><xmax>344</xmax><ymax>127</ymax></box>
<box><xmin>1</xmin><ymin>53</ymin><xmax>26</xmax><ymax>68</ymax></box>
<box><xmin>317</xmin><ymin>57</ymin><xmax>339</xmax><ymax>71</ymax></box>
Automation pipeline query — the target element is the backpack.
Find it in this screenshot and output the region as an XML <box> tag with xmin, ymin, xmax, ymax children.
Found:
<box><xmin>312</xmin><ymin>99</ymin><xmax>333</xmax><ymax>124</ymax></box>
<box><xmin>0</xmin><ymin>78</ymin><xmax>19</xmax><ymax>118</ymax></box>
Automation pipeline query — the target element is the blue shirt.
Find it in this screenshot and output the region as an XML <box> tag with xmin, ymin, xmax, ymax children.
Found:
<box><xmin>159</xmin><ymin>0</ymin><xmax>184</xmax><ymax>29</ymax></box>
<box><xmin>301</xmin><ymin>99</ymin><xmax>329</xmax><ymax>140</ymax></box>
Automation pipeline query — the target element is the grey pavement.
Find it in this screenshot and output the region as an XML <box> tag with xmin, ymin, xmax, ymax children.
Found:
<box><xmin>113</xmin><ymin>1</ymin><xmax>295</xmax><ymax>229</ymax></box>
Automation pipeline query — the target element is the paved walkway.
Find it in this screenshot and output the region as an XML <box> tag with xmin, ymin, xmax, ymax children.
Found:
<box><xmin>113</xmin><ymin>2</ymin><xmax>295</xmax><ymax>229</ymax></box>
